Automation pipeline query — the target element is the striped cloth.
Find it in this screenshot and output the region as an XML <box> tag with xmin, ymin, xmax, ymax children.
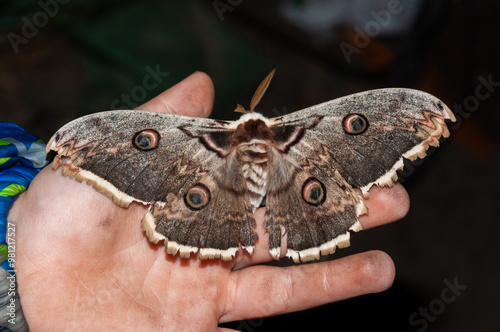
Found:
<box><xmin>0</xmin><ymin>122</ymin><xmax>48</xmax><ymax>271</ymax></box>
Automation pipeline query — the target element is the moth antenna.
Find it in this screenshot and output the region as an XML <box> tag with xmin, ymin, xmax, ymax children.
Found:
<box><xmin>249</xmin><ymin>68</ymin><xmax>276</xmax><ymax>112</ymax></box>
<box><xmin>234</xmin><ymin>104</ymin><xmax>247</xmax><ymax>114</ymax></box>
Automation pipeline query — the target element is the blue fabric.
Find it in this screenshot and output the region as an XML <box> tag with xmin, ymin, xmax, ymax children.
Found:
<box><xmin>0</xmin><ymin>123</ymin><xmax>48</xmax><ymax>272</ymax></box>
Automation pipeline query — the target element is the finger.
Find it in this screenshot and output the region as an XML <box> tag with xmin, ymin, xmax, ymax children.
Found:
<box><xmin>233</xmin><ymin>183</ymin><xmax>409</xmax><ymax>269</ymax></box>
<box><xmin>359</xmin><ymin>182</ymin><xmax>409</xmax><ymax>230</ymax></box>
<box><xmin>136</xmin><ymin>71</ymin><xmax>215</xmax><ymax>118</ymax></box>
<box><xmin>233</xmin><ymin>208</ymin><xmax>272</xmax><ymax>269</ymax></box>
<box><xmin>222</xmin><ymin>250</ymin><xmax>395</xmax><ymax>323</ymax></box>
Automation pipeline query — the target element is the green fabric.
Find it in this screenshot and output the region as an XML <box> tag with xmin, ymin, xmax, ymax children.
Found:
<box><xmin>0</xmin><ymin>183</ymin><xmax>27</xmax><ymax>197</ymax></box>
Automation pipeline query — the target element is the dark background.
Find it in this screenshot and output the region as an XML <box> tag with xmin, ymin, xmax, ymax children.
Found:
<box><xmin>1</xmin><ymin>1</ymin><xmax>499</xmax><ymax>331</ymax></box>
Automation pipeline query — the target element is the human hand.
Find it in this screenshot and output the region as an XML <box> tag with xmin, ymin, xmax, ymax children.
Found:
<box><xmin>9</xmin><ymin>72</ymin><xmax>409</xmax><ymax>331</ymax></box>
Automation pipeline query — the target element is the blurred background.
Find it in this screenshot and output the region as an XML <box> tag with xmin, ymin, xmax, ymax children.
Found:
<box><xmin>1</xmin><ymin>0</ymin><xmax>499</xmax><ymax>330</ymax></box>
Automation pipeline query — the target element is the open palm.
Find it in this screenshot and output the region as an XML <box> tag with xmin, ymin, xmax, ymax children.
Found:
<box><xmin>9</xmin><ymin>72</ymin><xmax>409</xmax><ymax>331</ymax></box>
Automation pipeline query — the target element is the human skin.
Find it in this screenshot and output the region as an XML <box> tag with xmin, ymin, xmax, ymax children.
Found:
<box><xmin>8</xmin><ymin>72</ymin><xmax>409</xmax><ymax>331</ymax></box>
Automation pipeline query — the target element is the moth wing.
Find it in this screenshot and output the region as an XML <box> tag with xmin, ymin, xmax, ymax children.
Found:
<box><xmin>143</xmin><ymin>152</ymin><xmax>257</xmax><ymax>260</ymax></box>
<box><xmin>265</xmin><ymin>148</ymin><xmax>363</xmax><ymax>263</ymax></box>
<box><xmin>264</xmin><ymin>88</ymin><xmax>454</xmax><ymax>261</ymax></box>
<box><xmin>47</xmin><ymin>110</ymin><xmax>256</xmax><ymax>259</ymax></box>
<box><xmin>270</xmin><ymin>88</ymin><xmax>455</xmax><ymax>197</ymax></box>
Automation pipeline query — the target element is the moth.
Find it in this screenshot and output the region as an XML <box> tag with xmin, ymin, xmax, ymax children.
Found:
<box><xmin>46</xmin><ymin>70</ymin><xmax>455</xmax><ymax>263</ymax></box>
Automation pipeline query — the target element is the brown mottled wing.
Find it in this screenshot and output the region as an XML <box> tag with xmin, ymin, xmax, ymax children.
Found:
<box><xmin>47</xmin><ymin>110</ymin><xmax>256</xmax><ymax>260</ymax></box>
<box><xmin>266</xmin><ymin>88</ymin><xmax>455</xmax><ymax>262</ymax></box>
<box><xmin>265</xmin><ymin>148</ymin><xmax>364</xmax><ymax>263</ymax></box>
<box><xmin>142</xmin><ymin>152</ymin><xmax>257</xmax><ymax>260</ymax></box>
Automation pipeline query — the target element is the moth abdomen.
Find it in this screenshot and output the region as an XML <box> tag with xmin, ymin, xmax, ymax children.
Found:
<box><xmin>237</xmin><ymin>141</ymin><xmax>269</xmax><ymax>211</ymax></box>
